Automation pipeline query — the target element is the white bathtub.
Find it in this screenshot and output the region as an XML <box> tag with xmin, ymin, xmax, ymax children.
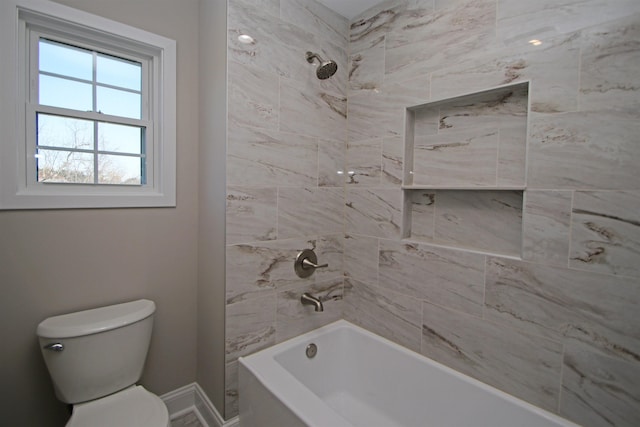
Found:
<box><xmin>239</xmin><ymin>320</ymin><xmax>579</xmax><ymax>427</ymax></box>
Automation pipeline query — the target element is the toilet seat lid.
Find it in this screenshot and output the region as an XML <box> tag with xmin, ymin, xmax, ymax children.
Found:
<box><xmin>67</xmin><ymin>385</ymin><xmax>169</xmax><ymax>427</ymax></box>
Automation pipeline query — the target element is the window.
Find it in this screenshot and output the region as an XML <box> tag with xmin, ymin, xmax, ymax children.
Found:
<box><xmin>35</xmin><ymin>39</ymin><xmax>147</xmax><ymax>186</ymax></box>
<box><xmin>0</xmin><ymin>0</ymin><xmax>176</xmax><ymax>209</ymax></box>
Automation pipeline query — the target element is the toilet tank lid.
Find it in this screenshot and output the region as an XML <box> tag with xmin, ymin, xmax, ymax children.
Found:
<box><xmin>37</xmin><ymin>299</ymin><xmax>156</xmax><ymax>339</ymax></box>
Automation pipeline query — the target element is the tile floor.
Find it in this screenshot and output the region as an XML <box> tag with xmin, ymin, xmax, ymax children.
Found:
<box><xmin>171</xmin><ymin>411</ymin><xmax>204</xmax><ymax>427</ymax></box>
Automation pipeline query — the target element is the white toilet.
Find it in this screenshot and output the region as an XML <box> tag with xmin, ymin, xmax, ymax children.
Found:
<box><xmin>37</xmin><ymin>299</ymin><xmax>170</xmax><ymax>427</ymax></box>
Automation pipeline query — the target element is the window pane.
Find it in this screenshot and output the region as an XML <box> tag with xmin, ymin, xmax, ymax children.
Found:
<box><xmin>98</xmin><ymin>154</ymin><xmax>142</xmax><ymax>185</ymax></box>
<box><xmin>98</xmin><ymin>123</ymin><xmax>144</xmax><ymax>154</ymax></box>
<box><xmin>39</xmin><ymin>75</ymin><xmax>92</xmax><ymax>111</ymax></box>
<box><xmin>37</xmin><ymin>149</ymin><xmax>94</xmax><ymax>183</ymax></box>
<box><xmin>97</xmin><ymin>86</ymin><xmax>141</xmax><ymax>119</ymax></box>
<box><xmin>97</xmin><ymin>54</ymin><xmax>141</xmax><ymax>91</ymax></box>
<box><xmin>37</xmin><ymin>114</ymin><xmax>94</xmax><ymax>150</ymax></box>
<box><xmin>39</xmin><ymin>39</ymin><xmax>92</xmax><ymax>81</ymax></box>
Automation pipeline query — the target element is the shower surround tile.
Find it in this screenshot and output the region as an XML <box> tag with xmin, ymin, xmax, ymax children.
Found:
<box><xmin>224</xmin><ymin>361</ymin><xmax>239</xmax><ymax>420</ymax></box>
<box><xmin>496</xmin><ymin>0</ymin><xmax>640</xmax><ymax>45</ymax></box>
<box><xmin>569</xmin><ymin>191</ymin><xmax>640</xmax><ymax>278</ymax></box>
<box><xmin>228</xmin><ymin>60</ymin><xmax>279</xmax><ymax>131</ymax></box>
<box><xmin>350</xmin><ymin>0</ymin><xmax>403</xmax><ymax>53</ymax></box>
<box><xmin>344</xmin><ymin>234</ymin><xmax>379</xmax><ymax>286</ymax></box>
<box><xmin>226</xmin><ymin>186</ymin><xmax>277</xmax><ymax>245</ymax></box>
<box><xmin>379</xmin><ymin>240</ymin><xmax>485</xmax><ymax>316</ymax></box>
<box><xmin>344</xmin><ymin>278</ymin><xmax>422</xmax><ymax>353</ymax></box>
<box><xmin>421</xmin><ymin>302</ymin><xmax>563</xmax><ymax>412</ymax></box>
<box><xmin>410</xmin><ymin>82</ymin><xmax>528</xmax><ymax>187</ymax></box>
<box><xmin>226</xmin><ymin>244</ymin><xmax>276</xmax><ymax>304</ymax></box>
<box><xmin>430</xmin><ymin>31</ymin><xmax>580</xmax><ymax>114</ymax></box>
<box><xmin>433</xmin><ymin>190</ymin><xmax>523</xmax><ymax>256</ymax></box>
<box><xmin>228</xmin><ymin>3</ymin><xmax>347</xmax><ymax>95</ymax></box>
<box><xmin>225</xmin><ymin>0</ymin><xmax>640</xmax><ymax>422</ymax></box>
<box><xmin>579</xmin><ymin>15</ymin><xmax>640</xmax><ymax>114</ymax></box>
<box><xmin>560</xmin><ymin>342</ymin><xmax>640</xmax><ymax>427</ymax></box>
<box><xmin>346</xmin><ymin>138</ymin><xmax>382</xmax><ymax>186</ymax></box>
<box><xmin>231</xmin><ymin>0</ymin><xmax>280</xmax><ymax>19</ymax></box>
<box><xmin>384</xmin><ymin>0</ymin><xmax>496</xmax><ymax>84</ymax></box>
<box><xmin>348</xmin><ymin>74</ymin><xmax>430</xmax><ymax>142</ymax></box>
<box><xmin>406</xmin><ymin>190</ymin><xmax>435</xmax><ymax>240</ymax></box>
<box><xmin>527</xmin><ymin>110</ymin><xmax>640</xmax><ymax>190</ymax></box>
<box><xmin>497</xmin><ymin>120</ymin><xmax>528</xmax><ymax>187</ymax></box>
<box><xmin>349</xmin><ymin>34</ymin><xmax>385</xmax><ymax>91</ymax></box>
<box><xmin>313</xmin><ymin>234</ymin><xmax>344</xmax><ymax>283</ymax></box>
<box><xmin>413</xmin><ymin>129</ymin><xmax>500</xmax><ymax>187</ymax></box>
<box><xmin>226</xmin><ymin>238</ymin><xmax>314</xmax><ymax>304</ymax></box>
<box><xmin>227</xmin><ymin>126</ymin><xmax>318</xmax><ymax>187</ymax></box>
<box><xmin>485</xmin><ymin>257</ymin><xmax>640</xmax><ymax>364</ymax></box>
<box><xmin>277</xmin><ymin>187</ymin><xmax>343</xmax><ymax>239</ymax></box>
<box><xmin>225</xmin><ymin>0</ymin><xmax>349</xmax><ymax>419</ymax></box>
<box><xmin>381</xmin><ymin>136</ymin><xmax>403</xmax><ymax>186</ymax></box>
<box><xmin>318</xmin><ymin>138</ymin><xmax>345</xmax><ymax>187</ymax></box>
<box><xmin>225</xmin><ymin>294</ymin><xmax>276</xmax><ymax>363</ymax></box>
<box><xmin>280</xmin><ymin>0</ymin><xmax>349</xmax><ymax>48</ymax></box>
<box><xmin>280</xmin><ymin>77</ymin><xmax>347</xmax><ymax>141</ymax></box>
<box><xmin>437</xmin><ymin>83</ymin><xmax>528</xmax><ymax>130</ymax></box>
<box><xmin>276</xmin><ymin>277</ymin><xmax>344</xmax><ymax>343</ymax></box>
<box><xmin>228</xmin><ymin>4</ymin><xmax>286</xmax><ymax>74</ymax></box>
<box><xmin>345</xmin><ymin>188</ymin><xmax>403</xmax><ymax>239</ymax></box>
<box><xmin>522</xmin><ymin>190</ymin><xmax>572</xmax><ymax>267</ymax></box>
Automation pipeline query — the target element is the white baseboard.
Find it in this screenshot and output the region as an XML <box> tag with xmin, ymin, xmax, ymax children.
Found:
<box><xmin>160</xmin><ymin>383</ymin><xmax>239</xmax><ymax>427</ymax></box>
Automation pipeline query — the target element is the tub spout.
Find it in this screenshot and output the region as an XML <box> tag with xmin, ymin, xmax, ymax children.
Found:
<box><xmin>301</xmin><ymin>292</ymin><xmax>324</xmax><ymax>312</ymax></box>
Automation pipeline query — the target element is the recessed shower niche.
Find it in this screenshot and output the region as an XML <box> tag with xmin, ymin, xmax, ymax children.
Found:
<box><xmin>402</xmin><ymin>82</ymin><xmax>529</xmax><ymax>257</ymax></box>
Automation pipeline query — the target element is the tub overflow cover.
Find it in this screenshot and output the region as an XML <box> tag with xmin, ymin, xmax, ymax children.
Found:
<box><xmin>306</xmin><ymin>343</ymin><xmax>318</xmax><ymax>358</ymax></box>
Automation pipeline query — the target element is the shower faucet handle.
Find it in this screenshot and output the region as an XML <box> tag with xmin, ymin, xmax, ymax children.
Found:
<box><xmin>294</xmin><ymin>249</ymin><xmax>328</xmax><ymax>278</ymax></box>
<box><xmin>302</xmin><ymin>258</ymin><xmax>328</xmax><ymax>269</ymax></box>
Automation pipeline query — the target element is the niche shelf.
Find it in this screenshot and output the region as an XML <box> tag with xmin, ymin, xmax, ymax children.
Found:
<box><xmin>402</xmin><ymin>81</ymin><xmax>529</xmax><ymax>257</ymax></box>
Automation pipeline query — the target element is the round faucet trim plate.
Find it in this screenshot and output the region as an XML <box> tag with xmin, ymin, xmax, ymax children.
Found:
<box><xmin>306</xmin><ymin>343</ymin><xmax>318</xmax><ymax>358</ymax></box>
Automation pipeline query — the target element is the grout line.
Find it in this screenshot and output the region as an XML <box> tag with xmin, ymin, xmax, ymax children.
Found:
<box><xmin>566</xmin><ymin>190</ymin><xmax>575</xmax><ymax>268</ymax></box>
<box><xmin>576</xmin><ymin>40</ymin><xmax>583</xmax><ymax>112</ymax></box>
<box><xmin>557</xmin><ymin>342</ymin><xmax>566</xmax><ymax>414</ymax></box>
<box><xmin>432</xmin><ymin>190</ymin><xmax>437</xmax><ymax>240</ymax></box>
<box><xmin>482</xmin><ymin>255</ymin><xmax>487</xmax><ymax>320</ymax></box>
<box><xmin>495</xmin><ymin>127</ymin><xmax>501</xmax><ymax>186</ymax></box>
<box><xmin>275</xmin><ymin>186</ymin><xmax>280</xmax><ymax>240</ymax></box>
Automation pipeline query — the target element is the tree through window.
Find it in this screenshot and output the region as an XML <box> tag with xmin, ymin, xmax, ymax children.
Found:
<box><xmin>0</xmin><ymin>0</ymin><xmax>176</xmax><ymax>209</ymax></box>
<box><xmin>35</xmin><ymin>38</ymin><xmax>147</xmax><ymax>186</ymax></box>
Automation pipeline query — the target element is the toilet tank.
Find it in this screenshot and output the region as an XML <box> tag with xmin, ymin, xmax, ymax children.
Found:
<box><xmin>37</xmin><ymin>299</ymin><xmax>156</xmax><ymax>404</ymax></box>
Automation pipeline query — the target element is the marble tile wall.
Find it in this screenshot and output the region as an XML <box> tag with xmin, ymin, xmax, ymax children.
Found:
<box><xmin>411</xmin><ymin>83</ymin><xmax>528</xmax><ymax>187</ymax></box>
<box><xmin>406</xmin><ymin>189</ymin><xmax>524</xmax><ymax>255</ymax></box>
<box><xmin>344</xmin><ymin>1</ymin><xmax>640</xmax><ymax>426</ymax></box>
<box><xmin>224</xmin><ymin>0</ymin><xmax>348</xmax><ymax>418</ymax></box>
<box><xmin>223</xmin><ymin>0</ymin><xmax>639</xmax><ymax>424</ymax></box>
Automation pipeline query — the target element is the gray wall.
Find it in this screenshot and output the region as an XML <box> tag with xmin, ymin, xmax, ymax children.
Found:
<box><xmin>197</xmin><ymin>0</ymin><xmax>228</xmax><ymax>415</ymax></box>
<box><xmin>0</xmin><ymin>0</ymin><xmax>200</xmax><ymax>425</ymax></box>
<box><xmin>343</xmin><ymin>1</ymin><xmax>640</xmax><ymax>427</ymax></box>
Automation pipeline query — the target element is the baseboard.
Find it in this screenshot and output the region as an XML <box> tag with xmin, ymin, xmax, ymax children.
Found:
<box><xmin>160</xmin><ymin>382</ymin><xmax>239</xmax><ymax>427</ymax></box>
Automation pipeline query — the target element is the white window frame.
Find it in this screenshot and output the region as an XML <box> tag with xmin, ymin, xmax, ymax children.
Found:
<box><xmin>0</xmin><ymin>0</ymin><xmax>176</xmax><ymax>209</ymax></box>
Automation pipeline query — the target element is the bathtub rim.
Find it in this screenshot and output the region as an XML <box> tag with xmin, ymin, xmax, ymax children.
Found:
<box><xmin>239</xmin><ymin>322</ymin><xmax>353</xmax><ymax>426</ymax></box>
<box><xmin>239</xmin><ymin>319</ymin><xmax>581</xmax><ymax>427</ymax></box>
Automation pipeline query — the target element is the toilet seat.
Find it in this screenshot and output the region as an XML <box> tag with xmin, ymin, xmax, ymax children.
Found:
<box><xmin>67</xmin><ymin>385</ymin><xmax>169</xmax><ymax>427</ymax></box>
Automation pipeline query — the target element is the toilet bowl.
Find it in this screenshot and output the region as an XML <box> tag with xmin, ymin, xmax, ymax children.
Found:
<box><xmin>67</xmin><ymin>385</ymin><xmax>169</xmax><ymax>427</ymax></box>
<box><xmin>37</xmin><ymin>299</ymin><xmax>169</xmax><ymax>427</ymax></box>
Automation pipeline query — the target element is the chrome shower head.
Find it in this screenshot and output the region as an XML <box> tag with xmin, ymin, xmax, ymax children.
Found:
<box><xmin>306</xmin><ymin>51</ymin><xmax>338</xmax><ymax>80</ymax></box>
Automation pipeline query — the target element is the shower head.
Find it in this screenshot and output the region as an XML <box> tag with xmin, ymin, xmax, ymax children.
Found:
<box><xmin>306</xmin><ymin>51</ymin><xmax>338</xmax><ymax>80</ymax></box>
